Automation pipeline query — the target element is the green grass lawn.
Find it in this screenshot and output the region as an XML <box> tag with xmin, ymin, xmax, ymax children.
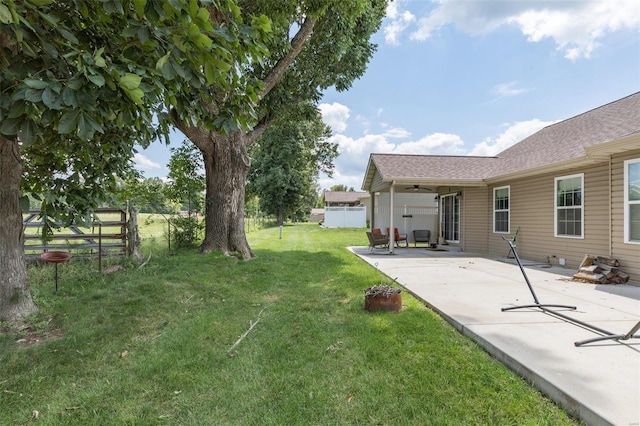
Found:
<box><xmin>1</xmin><ymin>224</ymin><xmax>578</xmax><ymax>425</ymax></box>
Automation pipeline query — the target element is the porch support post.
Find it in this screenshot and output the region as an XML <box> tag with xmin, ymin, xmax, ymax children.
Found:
<box><xmin>369</xmin><ymin>190</ymin><xmax>375</xmax><ymax>231</ymax></box>
<box><xmin>389</xmin><ymin>181</ymin><xmax>395</xmax><ymax>253</ymax></box>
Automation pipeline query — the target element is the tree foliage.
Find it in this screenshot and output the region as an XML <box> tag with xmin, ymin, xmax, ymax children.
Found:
<box><xmin>0</xmin><ymin>0</ymin><xmax>269</xmax><ymax>320</ymax></box>
<box><xmin>253</xmin><ymin>0</ymin><xmax>388</xmax><ymax>120</ymax></box>
<box><xmin>247</xmin><ymin>107</ymin><xmax>336</xmax><ymax>224</ymax></box>
<box><xmin>1</xmin><ymin>0</ymin><xmax>268</xmax><ymax>227</ymax></box>
<box><xmin>166</xmin><ymin>141</ymin><xmax>205</xmax><ymax>247</ymax></box>
<box><xmin>166</xmin><ymin>140</ymin><xmax>205</xmax><ymax>213</ymax></box>
<box><xmin>329</xmin><ymin>184</ymin><xmax>355</xmax><ymax>192</ymax></box>
<box><xmin>114</xmin><ymin>175</ymin><xmax>173</xmax><ymax>214</ymax></box>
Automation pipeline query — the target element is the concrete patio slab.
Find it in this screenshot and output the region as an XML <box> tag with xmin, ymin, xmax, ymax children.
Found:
<box><xmin>350</xmin><ymin>246</ymin><xmax>640</xmax><ymax>426</ymax></box>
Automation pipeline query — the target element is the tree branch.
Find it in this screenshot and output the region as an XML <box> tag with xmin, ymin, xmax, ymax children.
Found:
<box><xmin>248</xmin><ymin>116</ymin><xmax>272</xmax><ymax>146</ymax></box>
<box><xmin>248</xmin><ymin>89</ymin><xmax>311</xmax><ymax>147</ymax></box>
<box><xmin>260</xmin><ymin>16</ymin><xmax>317</xmax><ymax>99</ymax></box>
<box><xmin>227</xmin><ymin>307</ymin><xmax>266</xmax><ymax>353</ymax></box>
<box><xmin>170</xmin><ymin>108</ymin><xmax>213</xmax><ymax>155</ymax></box>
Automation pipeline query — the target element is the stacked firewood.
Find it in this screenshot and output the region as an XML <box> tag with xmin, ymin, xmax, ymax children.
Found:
<box><xmin>573</xmin><ymin>255</ymin><xmax>629</xmax><ymax>284</ymax></box>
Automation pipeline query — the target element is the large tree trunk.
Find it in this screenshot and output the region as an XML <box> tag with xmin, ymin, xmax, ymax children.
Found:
<box><xmin>197</xmin><ymin>130</ymin><xmax>254</xmax><ymax>259</ymax></box>
<box><xmin>0</xmin><ymin>136</ymin><xmax>38</xmax><ymax>321</ymax></box>
<box><xmin>169</xmin><ymin>16</ymin><xmax>319</xmax><ymax>260</ymax></box>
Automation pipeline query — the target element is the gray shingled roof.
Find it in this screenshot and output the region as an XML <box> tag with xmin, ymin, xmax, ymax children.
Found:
<box><xmin>324</xmin><ymin>191</ymin><xmax>367</xmax><ymax>203</ymax></box>
<box><xmin>491</xmin><ymin>92</ymin><xmax>640</xmax><ymax>177</ymax></box>
<box><xmin>363</xmin><ymin>92</ymin><xmax>640</xmax><ymax>190</ymax></box>
<box><xmin>372</xmin><ymin>154</ymin><xmax>499</xmax><ymax>180</ymax></box>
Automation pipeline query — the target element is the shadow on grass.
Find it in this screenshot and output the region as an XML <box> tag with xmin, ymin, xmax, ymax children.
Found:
<box><xmin>0</xmin><ymin>237</ymin><xmax>577</xmax><ymax>425</ymax></box>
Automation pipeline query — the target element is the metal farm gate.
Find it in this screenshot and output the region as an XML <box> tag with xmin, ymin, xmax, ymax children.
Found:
<box><xmin>23</xmin><ymin>208</ymin><xmax>127</xmax><ymax>261</ymax></box>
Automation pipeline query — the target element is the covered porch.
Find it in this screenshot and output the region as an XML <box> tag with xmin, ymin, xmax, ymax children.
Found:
<box><xmin>361</xmin><ymin>153</ymin><xmax>499</xmax><ymax>253</ymax></box>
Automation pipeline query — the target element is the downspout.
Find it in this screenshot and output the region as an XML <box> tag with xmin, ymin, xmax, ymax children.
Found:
<box><xmin>435</xmin><ymin>192</ymin><xmax>440</xmax><ymax>246</ymax></box>
<box><xmin>609</xmin><ymin>156</ymin><xmax>612</xmax><ymax>257</ymax></box>
<box><xmin>461</xmin><ymin>190</ymin><xmax>465</xmax><ymax>251</ymax></box>
<box><xmin>389</xmin><ymin>181</ymin><xmax>395</xmax><ymax>254</ymax></box>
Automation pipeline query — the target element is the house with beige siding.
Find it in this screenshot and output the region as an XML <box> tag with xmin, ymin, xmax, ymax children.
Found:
<box><xmin>362</xmin><ymin>92</ymin><xmax>640</xmax><ymax>285</ymax></box>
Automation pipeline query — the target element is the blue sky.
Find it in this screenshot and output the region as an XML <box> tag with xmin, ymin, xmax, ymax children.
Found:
<box><xmin>135</xmin><ymin>0</ymin><xmax>640</xmax><ymax>191</ymax></box>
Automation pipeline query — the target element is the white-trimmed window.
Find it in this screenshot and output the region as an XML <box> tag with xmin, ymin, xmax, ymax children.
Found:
<box><xmin>493</xmin><ymin>186</ymin><xmax>510</xmax><ymax>233</ymax></box>
<box><xmin>555</xmin><ymin>173</ymin><xmax>583</xmax><ymax>238</ymax></box>
<box><xmin>624</xmin><ymin>158</ymin><xmax>640</xmax><ymax>244</ymax></box>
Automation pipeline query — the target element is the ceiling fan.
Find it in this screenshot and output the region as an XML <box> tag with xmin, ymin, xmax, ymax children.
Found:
<box><xmin>405</xmin><ymin>185</ymin><xmax>431</xmax><ymax>192</ymax></box>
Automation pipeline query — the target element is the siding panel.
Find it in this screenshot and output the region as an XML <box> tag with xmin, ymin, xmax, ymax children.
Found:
<box><xmin>487</xmin><ymin>162</ymin><xmax>611</xmax><ymax>273</ymax></box>
<box><xmin>461</xmin><ymin>187</ymin><xmax>489</xmax><ymax>253</ymax></box>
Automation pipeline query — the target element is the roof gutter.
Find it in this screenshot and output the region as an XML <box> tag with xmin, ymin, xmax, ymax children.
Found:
<box><xmin>584</xmin><ymin>133</ymin><xmax>640</xmax><ymax>161</ymax></box>
<box><xmin>384</xmin><ymin>178</ymin><xmax>487</xmax><ymax>187</ymax></box>
<box><xmin>486</xmin><ymin>134</ymin><xmax>640</xmax><ymax>184</ymax></box>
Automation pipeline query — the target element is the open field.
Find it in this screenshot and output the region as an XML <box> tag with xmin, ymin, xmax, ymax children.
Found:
<box><xmin>1</xmin><ymin>224</ymin><xmax>577</xmax><ymax>425</ymax></box>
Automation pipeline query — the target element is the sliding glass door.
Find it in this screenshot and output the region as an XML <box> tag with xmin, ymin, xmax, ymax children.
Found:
<box><xmin>440</xmin><ymin>193</ymin><xmax>460</xmax><ymax>243</ymax></box>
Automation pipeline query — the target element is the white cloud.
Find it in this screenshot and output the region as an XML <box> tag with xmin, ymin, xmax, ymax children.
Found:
<box><xmin>492</xmin><ymin>81</ymin><xmax>529</xmax><ymax>99</ymax></box>
<box><xmin>468</xmin><ymin>119</ymin><xmax>555</xmax><ymax>156</ymax></box>
<box><xmin>332</xmin><ymin>132</ymin><xmax>466</xmax><ymax>173</ymax></box>
<box><xmin>384</xmin><ymin>3</ymin><xmax>416</xmax><ymax>45</ymax></box>
<box><xmin>319</xmin><ymin>102</ymin><xmax>350</xmax><ymax>132</ymax></box>
<box><xmin>321</xmin><ymin>133</ymin><xmax>392</xmax><ymax>189</ymax></box>
<box><xmin>411</xmin><ymin>0</ymin><xmax>516</xmax><ymax>40</ymax></box>
<box><xmin>334</xmin><ymin>133</ymin><xmax>395</xmax><ymax>163</ymax></box>
<box><xmin>394</xmin><ymin>133</ymin><xmax>465</xmax><ymax>155</ymax></box>
<box><xmin>320</xmin><ymin>116</ymin><xmax>561</xmax><ymax>190</ymax></box>
<box><xmin>133</xmin><ymin>153</ymin><xmax>161</xmax><ymax>170</ymax></box>
<box><xmin>386</xmin><ymin>1</ymin><xmax>401</xmax><ymax>20</ymax></box>
<box><xmin>318</xmin><ymin>170</ymin><xmax>364</xmax><ymax>193</ymax></box>
<box><xmin>356</xmin><ymin>114</ymin><xmax>369</xmax><ymax>124</ymax></box>
<box><xmin>322</xmin><ymin>130</ymin><xmax>467</xmax><ymax>190</ymax></box>
<box><xmin>382</xmin><ymin>127</ymin><xmax>412</xmax><ymax>139</ymax></box>
<box><xmin>386</xmin><ymin>0</ymin><xmax>639</xmax><ymax>60</ymax></box>
<box><xmin>508</xmin><ymin>1</ymin><xmax>640</xmax><ymax>60</ymax></box>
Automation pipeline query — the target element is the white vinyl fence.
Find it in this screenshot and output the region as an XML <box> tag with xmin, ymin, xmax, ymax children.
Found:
<box><xmin>324</xmin><ymin>206</ymin><xmax>366</xmax><ymax>228</ymax></box>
